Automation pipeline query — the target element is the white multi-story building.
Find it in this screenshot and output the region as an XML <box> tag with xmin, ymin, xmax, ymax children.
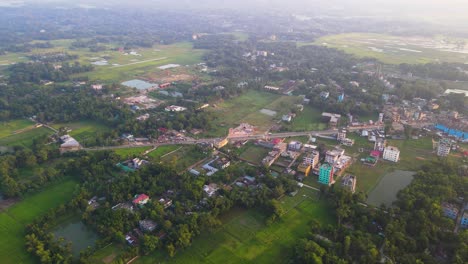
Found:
<box><xmin>383</xmin><ymin>146</ymin><xmax>400</xmax><ymax>162</ymax></box>
<box><xmin>437</xmin><ymin>138</ymin><xmax>451</xmax><ymax>157</ymax></box>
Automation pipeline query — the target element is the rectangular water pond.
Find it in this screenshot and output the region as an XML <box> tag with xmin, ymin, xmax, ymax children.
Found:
<box><xmin>121</xmin><ymin>79</ymin><xmax>157</xmax><ymax>90</ymax></box>
<box><xmin>367</xmin><ymin>170</ymin><xmax>414</xmax><ymax>207</ymax></box>
<box><xmin>53</xmin><ymin>217</ymin><xmax>98</xmax><ymax>256</ymax></box>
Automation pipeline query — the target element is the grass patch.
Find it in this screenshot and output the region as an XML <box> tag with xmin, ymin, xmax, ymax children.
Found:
<box><xmin>313</xmin><ymin>33</ymin><xmax>468</xmax><ymax>64</ymax></box>
<box><xmin>74</xmin><ymin>42</ymin><xmax>205</xmax><ymax>82</ymax></box>
<box><xmin>206</xmin><ymin>90</ymin><xmax>302</xmax><ymax>137</ymax></box>
<box><xmin>0</xmin><ymin>127</ymin><xmax>53</xmax><ymax>148</ymax></box>
<box><xmin>114</xmin><ymin>147</ymin><xmax>152</xmax><ymax>159</ymax></box>
<box><xmin>0</xmin><ymin>179</ymin><xmax>79</xmax><ymax>264</ymax></box>
<box><xmin>0</xmin><ymin>119</ymin><xmax>35</xmax><ymax>139</ymax></box>
<box><xmin>161</xmin><ymin>146</ymin><xmax>208</xmax><ymax>172</ymax></box>
<box><xmin>239</xmin><ymin>145</ymin><xmax>270</xmax><ymax>165</ymax></box>
<box><xmin>135</xmin><ymin>188</ymin><xmax>333</xmax><ymax>264</ymax></box>
<box><xmin>289</xmin><ymin>106</ymin><xmax>327</xmax><ymax>131</ymax></box>
<box><xmin>51</xmin><ymin>120</ymin><xmax>112</xmax><ymax>144</ymax></box>
<box><xmin>147</xmin><ymin>145</ymin><xmax>180</xmax><ymax>160</ymax></box>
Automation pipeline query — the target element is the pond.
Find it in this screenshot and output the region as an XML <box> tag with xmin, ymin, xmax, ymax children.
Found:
<box><xmin>367</xmin><ymin>170</ymin><xmax>414</xmax><ymax>207</ymax></box>
<box><xmin>121</xmin><ymin>79</ymin><xmax>157</xmax><ymax>90</ymax></box>
<box><xmin>53</xmin><ymin>217</ymin><xmax>98</xmax><ymax>257</ymax></box>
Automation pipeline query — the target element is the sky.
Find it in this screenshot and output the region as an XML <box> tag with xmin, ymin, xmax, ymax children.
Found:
<box><xmin>1</xmin><ymin>0</ymin><xmax>468</xmax><ymax>24</ymax></box>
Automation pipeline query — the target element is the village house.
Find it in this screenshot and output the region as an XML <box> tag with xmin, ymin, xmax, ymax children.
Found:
<box><xmin>91</xmin><ymin>84</ymin><xmax>103</xmax><ymax>90</ymax></box>
<box><xmin>203</xmin><ymin>183</ymin><xmax>219</xmax><ymax>197</ymax></box>
<box><xmin>133</xmin><ymin>194</ymin><xmax>150</xmax><ymax>206</ymax></box>
<box><xmin>165</xmin><ymin>105</ymin><xmax>187</xmax><ymax>112</ymax></box>
<box><xmin>139</xmin><ymin>219</ymin><xmax>158</xmax><ymax>232</ymax></box>
<box><xmin>158</xmin><ymin>198</ymin><xmax>173</xmax><ymax>209</ymax></box>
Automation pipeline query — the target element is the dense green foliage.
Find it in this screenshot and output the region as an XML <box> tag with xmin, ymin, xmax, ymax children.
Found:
<box><xmin>295</xmin><ymin>161</ymin><xmax>468</xmax><ymax>264</ymax></box>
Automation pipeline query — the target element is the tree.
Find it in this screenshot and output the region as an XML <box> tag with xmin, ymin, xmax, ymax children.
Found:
<box><xmin>141</xmin><ymin>235</ymin><xmax>159</xmax><ymax>254</ymax></box>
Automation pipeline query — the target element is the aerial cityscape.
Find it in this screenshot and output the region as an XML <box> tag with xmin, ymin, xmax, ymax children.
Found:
<box><xmin>0</xmin><ymin>0</ymin><xmax>467</xmax><ymax>263</ymax></box>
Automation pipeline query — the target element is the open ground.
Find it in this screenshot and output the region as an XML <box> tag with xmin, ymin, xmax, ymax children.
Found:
<box><xmin>311</xmin><ymin>33</ymin><xmax>468</xmax><ymax>64</ymax></box>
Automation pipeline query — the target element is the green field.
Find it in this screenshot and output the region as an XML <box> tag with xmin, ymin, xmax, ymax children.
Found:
<box><xmin>147</xmin><ymin>145</ymin><xmax>180</xmax><ymax>159</ymax></box>
<box><xmin>0</xmin><ymin>40</ymin><xmax>205</xmax><ymax>82</ymax></box>
<box><xmin>114</xmin><ymin>147</ymin><xmax>151</xmax><ymax>158</ymax></box>
<box><xmin>73</xmin><ymin>42</ymin><xmax>205</xmax><ymax>82</ymax></box>
<box><xmin>312</xmin><ymin>33</ymin><xmax>468</xmax><ymax>64</ymax></box>
<box><xmin>161</xmin><ymin>146</ymin><xmax>208</xmax><ymax>172</ymax></box>
<box><xmin>0</xmin><ymin>127</ymin><xmax>53</xmax><ymax>148</ymax></box>
<box><xmin>0</xmin><ymin>119</ymin><xmax>35</xmax><ymax>139</ymax></box>
<box><xmin>366</xmin><ymin>170</ymin><xmax>414</xmax><ymax>206</ymax></box>
<box><xmin>239</xmin><ymin>145</ymin><xmax>270</xmax><ymax>165</ymax></box>
<box><xmin>0</xmin><ymin>179</ymin><xmax>79</xmax><ymax>264</ymax></box>
<box><xmin>51</xmin><ymin>120</ymin><xmax>111</xmax><ymax>144</ymax></box>
<box><xmin>206</xmin><ymin>90</ymin><xmax>302</xmax><ymax>137</ymax></box>
<box><xmin>289</xmin><ymin>107</ymin><xmax>327</xmax><ymax>131</ymax></box>
<box><xmin>135</xmin><ymin>187</ymin><xmax>333</xmax><ymax>264</ymax></box>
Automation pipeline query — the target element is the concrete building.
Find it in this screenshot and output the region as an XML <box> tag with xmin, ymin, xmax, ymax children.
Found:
<box><xmin>437</xmin><ymin>138</ymin><xmax>451</xmax><ymax>157</ymax></box>
<box><xmin>461</xmin><ymin>212</ymin><xmax>468</xmax><ymax>229</ymax></box>
<box><xmin>341</xmin><ymin>174</ymin><xmax>357</xmax><ymax>193</ymax></box>
<box><xmin>288</xmin><ymin>141</ymin><xmax>302</xmax><ymax>151</ymax></box>
<box><xmin>374</xmin><ymin>137</ymin><xmax>387</xmax><ymax>152</ymax></box>
<box><xmin>383</xmin><ymin>146</ymin><xmax>400</xmax><ymax>162</ymax></box>
<box><xmin>318</xmin><ymin>163</ymin><xmax>334</xmax><ymax>186</ymax></box>
<box><xmin>303</xmin><ymin>151</ymin><xmax>320</xmax><ymax>168</ymax></box>
<box><xmin>337</xmin><ymin>129</ymin><xmax>346</xmax><ymax>141</ymax></box>
<box><xmin>325</xmin><ymin>148</ymin><xmax>344</xmax><ymax>165</ymax></box>
<box><xmin>297</xmin><ymin>163</ymin><xmax>312</xmax><ymax>177</ymax></box>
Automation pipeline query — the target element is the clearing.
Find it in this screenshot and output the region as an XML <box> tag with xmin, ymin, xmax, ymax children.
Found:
<box><xmin>312</xmin><ymin>33</ymin><xmax>468</xmax><ymax>64</ymax></box>
<box><xmin>206</xmin><ymin>90</ymin><xmax>302</xmax><ymax>137</ymax></box>
<box><xmin>366</xmin><ymin>170</ymin><xmax>415</xmax><ymax>206</ymax></box>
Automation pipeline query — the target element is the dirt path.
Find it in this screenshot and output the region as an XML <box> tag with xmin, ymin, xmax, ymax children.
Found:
<box><xmin>111</xmin><ymin>57</ymin><xmax>168</xmax><ymax>68</ymax></box>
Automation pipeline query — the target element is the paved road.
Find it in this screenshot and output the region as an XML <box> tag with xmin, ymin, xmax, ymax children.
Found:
<box><xmin>82</xmin><ymin>125</ymin><xmax>384</xmax><ymax>151</ymax></box>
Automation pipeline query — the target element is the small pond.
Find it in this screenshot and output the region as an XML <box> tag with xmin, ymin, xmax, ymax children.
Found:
<box><xmin>53</xmin><ymin>217</ymin><xmax>98</xmax><ymax>257</ymax></box>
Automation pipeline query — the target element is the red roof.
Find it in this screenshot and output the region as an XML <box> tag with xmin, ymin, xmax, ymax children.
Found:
<box><xmin>133</xmin><ymin>194</ymin><xmax>149</xmax><ymax>204</ymax></box>
<box><xmin>272</xmin><ymin>138</ymin><xmax>282</xmax><ymax>145</ymax></box>
<box><xmin>158</xmin><ymin>127</ymin><xmax>168</xmax><ymax>133</ymax></box>
<box><xmin>370</xmin><ymin>150</ymin><xmax>381</xmax><ymax>158</ymax></box>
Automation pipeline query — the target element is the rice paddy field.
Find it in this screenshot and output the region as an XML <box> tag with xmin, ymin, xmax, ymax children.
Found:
<box><xmin>312</xmin><ymin>33</ymin><xmax>468</xmax><ymax>64</ymax></box>
<box><xmin>0</xmin><ymin>179</ymin><xmax>79</xmax><ymax>264</ymax></box>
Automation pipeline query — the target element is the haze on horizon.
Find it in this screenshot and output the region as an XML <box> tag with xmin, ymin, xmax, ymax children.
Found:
<box><xmin>2</xmin><ymin>0</ymin><xmax>468</xmax><ymax>25</ymax></box>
